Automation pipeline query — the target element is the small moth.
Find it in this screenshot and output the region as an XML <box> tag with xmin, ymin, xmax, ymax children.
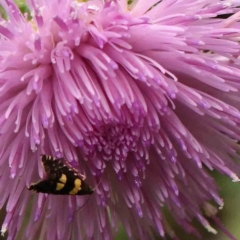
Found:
<box><xmin>28</xmin><ymin>155</ymin><xmax>93</xmax><ymax>195</ymax></box>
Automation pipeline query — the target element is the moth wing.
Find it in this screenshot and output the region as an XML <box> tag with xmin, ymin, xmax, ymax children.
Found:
<box><xmin>41</xmin><ymin>155</ymin><xmax>65</xmax><ymax>180</ymax></box>
<box><xmin>29</xmin><ymin>155</ymin><xmax>93</xmax><ymax>195</ymax></box>
<box><xmin>61</xmin><ymin>160</ymin><xmax>86</xmax><ymax>180</ymax></box>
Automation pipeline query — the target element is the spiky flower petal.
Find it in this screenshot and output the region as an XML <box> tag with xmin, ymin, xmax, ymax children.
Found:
<box><xmin>0</xmin><ymin>0</ymin><xmax>240</xmax><ymax>239</ymax></box>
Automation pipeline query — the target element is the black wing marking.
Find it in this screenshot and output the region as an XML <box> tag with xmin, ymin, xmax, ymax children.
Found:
<box><xmin>28</xmin><ymin>155</ymin><xmax>93</xmax><ymax>195</ymax></box>
<box><xmin>41</xmin><ymin>155</ymin><xmax>86</xmax><ymax>180</ymax></box>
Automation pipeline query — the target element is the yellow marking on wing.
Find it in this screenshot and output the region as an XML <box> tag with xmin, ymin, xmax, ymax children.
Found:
<box><xmin>56</xmin><ymin>183</ymin><xmax>65</xmax><ymax>191</ymax></box>
<box><xmin>59</xmin><ymin>174</ymin><xmax>67</xmax><ymax>184</ymax></box>
<box><xmin>69</xmin><ymin>179</ymin><xmax>82</xmax><ymax>195</ymax></box>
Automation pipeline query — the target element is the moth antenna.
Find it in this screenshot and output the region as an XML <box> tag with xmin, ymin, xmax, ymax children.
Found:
<box><xmin>74</xmin><ymin>195</ymin><xmax>92</xmax><ymax>215</ymax></box>
<box><xmin>74</xmin><ymin>175</ymin><xmax>103</xmax><ymax>215</ymax></box>
<box><xmin>92</xmin><ymin>174</ymin><xmax>103</xmax><ymax>191</ymax></box>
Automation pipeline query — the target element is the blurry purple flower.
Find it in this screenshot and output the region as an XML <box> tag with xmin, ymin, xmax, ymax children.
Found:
<box><xmin>1</xmin><ymin>0</ymin><xmax>240</xmax><ymax>239</ymax></box>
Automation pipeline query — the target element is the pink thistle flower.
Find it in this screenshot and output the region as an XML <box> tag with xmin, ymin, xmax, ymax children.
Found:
<box><xmin>1</xmin><ymin>0</ymin><xmax>240</xmax><ymax>239</ymax></box>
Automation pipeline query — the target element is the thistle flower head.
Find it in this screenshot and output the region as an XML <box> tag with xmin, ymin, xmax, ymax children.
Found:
<box><xmin>1</xmin><ymin>0</ymin><xmax>240</xmax><ymax>239</ymax></box>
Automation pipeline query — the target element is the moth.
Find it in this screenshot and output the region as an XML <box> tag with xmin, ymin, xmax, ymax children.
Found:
<box><xmin>28</xmin><ymin>155</ymin><xmax>93</xmax><ymax>195</ymax></box>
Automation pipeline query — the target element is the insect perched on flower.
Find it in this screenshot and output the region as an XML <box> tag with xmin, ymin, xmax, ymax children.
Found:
<box><xmin>1</xmin><ymin>0</ymin><xmax>240</xmax><ymax>240</ymax></box>
<box><xmin>28</xmin><ymin>155</ymin><xmax>93</xmax><ymax>195</ymax></box>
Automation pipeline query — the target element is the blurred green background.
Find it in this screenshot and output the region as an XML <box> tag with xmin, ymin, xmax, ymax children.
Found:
<box><xmin>0</xmin><ymin>1</ymin><xmax>240</xmax><ymax>239</ymax></box>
